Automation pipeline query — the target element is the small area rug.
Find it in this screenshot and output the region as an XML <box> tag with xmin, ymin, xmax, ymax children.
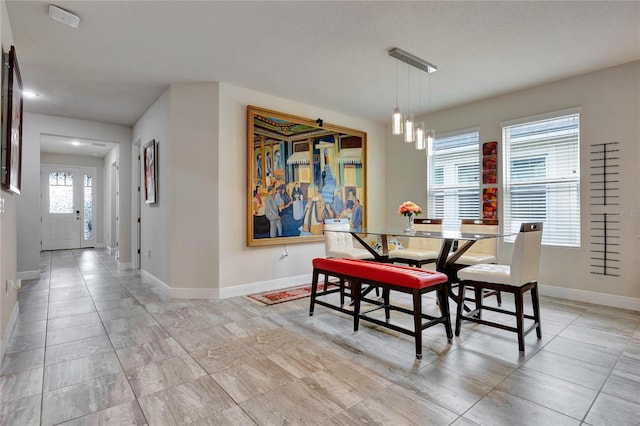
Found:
<box><xmin>247</xmin><ymin>283</ymin><xmax>337</xmax><ymax>306</ymax></box>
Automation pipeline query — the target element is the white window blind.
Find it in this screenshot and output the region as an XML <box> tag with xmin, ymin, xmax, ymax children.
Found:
<box><xmin>427</xmin><ymin>131</ymin><xmax>480</xmax><ymax>231</ymax></box>
<box><xmin>503</xmin><ymin>113</ymin><xmax>580</xmax><ymax>246</ymax></box>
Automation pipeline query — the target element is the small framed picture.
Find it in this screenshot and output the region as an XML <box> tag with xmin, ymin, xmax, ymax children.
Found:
<box><xmin>143</xmin><ymin>139</ymin><xmax>157</xmax><ymax>203</ymax></box>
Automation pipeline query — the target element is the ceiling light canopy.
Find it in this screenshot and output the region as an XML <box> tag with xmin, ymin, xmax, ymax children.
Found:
<box><xmin>49</xmin><ymin>4</ymin><xmax>80</xmax><ymax>28</ymax></box>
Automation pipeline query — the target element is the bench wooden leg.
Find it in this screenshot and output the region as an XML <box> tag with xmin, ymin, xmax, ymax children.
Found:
<box><xmin>353</xmin><ymin>279</ymin><xmax>362</xmax><ymax>332</ymax></box>
<box><xmin>310</xmin><ymin>270</ymin><xmax>320</xmax><ymax>316</ymax></box>
<box><xmin>383</xmin><ymin>288</ymin><xmax>391</xmax><ymax>323</ymax></box>
<box><xmin>412</xmin><ymin>290</ymin><xmax>423</xmax><ymax>359</ymax></box>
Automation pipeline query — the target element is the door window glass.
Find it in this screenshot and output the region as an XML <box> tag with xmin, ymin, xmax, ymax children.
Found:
<box><xmin>49</xmin><ymin>172</ymin><xmax>74</xmax><ymax>214</ymax></box>
<box><xmin>84</xmin><ymin>174</ymin><xmax>93</xmax><ymax>240</ymax></box>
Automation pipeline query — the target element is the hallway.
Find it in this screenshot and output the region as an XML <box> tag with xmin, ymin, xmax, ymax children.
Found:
<box><xmin>1</xmin><ymin>249</ymin><xmax>639</xmax><ymax>425</ymax></box>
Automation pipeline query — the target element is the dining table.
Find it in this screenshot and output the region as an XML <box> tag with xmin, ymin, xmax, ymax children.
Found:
<box><xmin>331</xmin><ymin>226</ymin><xmax>516</xmax><ymax>305</ymax></box>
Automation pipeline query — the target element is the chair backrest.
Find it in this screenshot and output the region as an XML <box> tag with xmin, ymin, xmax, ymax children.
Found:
<box><xmin>509</xmin><ymin>222</ymin><xmax>543</xmax><ymax>284</ymax></box>
<box><xmin>323</xmin><ymin>218</ymin><xmax>355</xmax><ymax>255</ymax></box>
<box><xmin>460</xmin><ymin>219</ymin><xmax>499</xmax><ymax>256</ymax></box>
<box><xmin>408</xmin><ymin>218</ymin><xmax>442</xmax><ymax>251</ymax></box>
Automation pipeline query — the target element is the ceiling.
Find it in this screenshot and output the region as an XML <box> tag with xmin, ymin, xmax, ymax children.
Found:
<box><xmin>40</xmin><ymin>134</ymin><xmax>118</xmax><ymax>157</ymax></box>
<box><xmin>6</xmin><ymin>1</ymin><xmax>640</xmax><ymax>132</ymax></box>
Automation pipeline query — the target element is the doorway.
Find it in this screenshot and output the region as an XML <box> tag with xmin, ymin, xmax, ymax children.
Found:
<box><xmin>41</xmin><ymin>165</ymin><xmax>97</xmax><ymax>250</ymax></box>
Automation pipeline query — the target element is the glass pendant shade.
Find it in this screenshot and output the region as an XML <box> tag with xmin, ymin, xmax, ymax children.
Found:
<box><xmin>392</xmin><ymin>107</ymin><xmax>403</xmax><ymax>135</ymax></box>
<box><xmin>404</xmin><ymin>113</ymin><xmax>415</xmax><ymax>143</ymax></box>
<box><xmin>426</xmin><ymin>128</ymin><xmax>436</xmax><ymax>156</ymax></box>
<box><xmin>415</xmin><ymin>122</ymin><xmax>426</xmax><ymax>150</ymax></box>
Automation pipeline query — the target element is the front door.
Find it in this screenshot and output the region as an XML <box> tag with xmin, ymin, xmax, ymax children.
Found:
<box><xmin>42</xmin><ymin>166</ymin><xmax>96</xmax><ymax>250</ymax></box>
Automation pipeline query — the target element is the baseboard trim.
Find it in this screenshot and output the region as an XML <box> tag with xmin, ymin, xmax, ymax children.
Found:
<box><xmin>16</xmin><ymin>270</ymin><xmax>40</xmax><ymax>280</ymax></box>
<box><xmin>0</xmin><ymin>302</ymin><xmax>19</xmax><ymax>365</ymax></box>
<box><xmin>539</xmin><ymin>284</ymin><xmax>640</xmax><ymax>312</ymax></box>
<box><xmin>218</xmin><ymin>274</ymin><xmax>312</xmax><ymax>299</ymax></box>
<box><xmin>140</xmin><ymin>270</ymin><xmax>171</xmax><ymax>298</ymax></box>
<box><xmin>118</xmin><ymin>261</ymin><xmax>133</xmax><ymax>271</ymax></box>
<box><xmin>138</xmin><ymin>273</ymin><xmax>312</xmax><ymax>300</ymax></box>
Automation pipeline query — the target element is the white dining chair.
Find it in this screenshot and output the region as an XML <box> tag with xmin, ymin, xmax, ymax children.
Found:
<box><xmin>388</xmin><ymin>218</ymin><xmax>442</xmax><ymax>268</ymax></box>
<box><xmin>455</xmin><ymin>222</ymin><xmax>543</xmax><ymax>352</ymax></box>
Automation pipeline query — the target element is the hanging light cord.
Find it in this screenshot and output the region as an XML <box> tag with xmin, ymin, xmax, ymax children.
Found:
<box><xmin>395</xmin><ymin>60</ymin><xmax>399</xmax><ymax>108</ymax></box>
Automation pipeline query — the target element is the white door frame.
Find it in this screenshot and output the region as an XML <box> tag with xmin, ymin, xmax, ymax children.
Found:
<box><xmin>42</xmin><ymin>165</ymin><xmax>94</xmax><ymax>251</ymax></box>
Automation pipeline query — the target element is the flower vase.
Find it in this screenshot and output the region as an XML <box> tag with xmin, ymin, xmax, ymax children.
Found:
<box><xmin>405</xmin><ymin>213</ymin><xmax>415</xmax><ymax>232</ymax></box>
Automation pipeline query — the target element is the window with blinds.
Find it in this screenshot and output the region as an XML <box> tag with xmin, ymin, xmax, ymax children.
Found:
<box><xmin>427</xmin><ymin>131</ymin><xmax>480</xmax><ymax>231</ymax></box>
<box><xmin>503</xmin><ymin>112</ymin><xmax>580</xmax><ymax>246</ymax></box>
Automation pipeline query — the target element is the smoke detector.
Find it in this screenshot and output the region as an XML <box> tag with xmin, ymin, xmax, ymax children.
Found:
<box><xmin>48</xmin><ymin>4</ymin><xmax>80</xmax><ymax>28</ymax></box>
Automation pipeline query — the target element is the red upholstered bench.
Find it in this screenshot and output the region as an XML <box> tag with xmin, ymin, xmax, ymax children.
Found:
<box><xmin>310</xmin><ymin>258</ymin><xmax>453</xmax><ymax>358</ymax></box>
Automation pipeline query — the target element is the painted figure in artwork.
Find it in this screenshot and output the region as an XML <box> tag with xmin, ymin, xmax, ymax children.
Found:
<box><xmin>302</xmin><ymin>185</ymin><xmax>324</xmax><ymax>235</ymax></box>
<box><xmin>292</xmin><ymin>182</ymin><xmax>304</xmax><ymax>220</ymax></box>
<box><xmin>265</xmin><ymin>185</ymin><xmax>282</xmax><ymax>238</ymax></box>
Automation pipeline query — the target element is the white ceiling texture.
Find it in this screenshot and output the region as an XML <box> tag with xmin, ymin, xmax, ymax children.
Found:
<box><xmin>6</xmin><ymin>1</ymin><xmax>640</xmax><ymax>155</ymax></box>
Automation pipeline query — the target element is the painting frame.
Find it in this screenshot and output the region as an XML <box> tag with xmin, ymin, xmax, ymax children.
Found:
<box><xmin>1</xmin><ymin>46</ymin><xmax>23</xmax><ymax>194</ymax></box>
<box><xmin>247</xmin><ymin>105</ymin><xmax>367</xmax><ymax>247</ymax></box>
<box><xmin>143</xmin><ymin>139</ymin><xmax>157</xmax><ymax>204</ymax></box>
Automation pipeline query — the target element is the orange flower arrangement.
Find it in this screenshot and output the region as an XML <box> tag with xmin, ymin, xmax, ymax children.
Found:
<box><xmin>397</xmin><ymin>201</ymin><xmax>422</xmax><ymax>216</ymax></box>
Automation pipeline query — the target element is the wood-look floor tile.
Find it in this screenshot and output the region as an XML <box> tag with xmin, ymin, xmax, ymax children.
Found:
<box><xmin>42</xmin><ymin>372</ymin><xmax>134</xmax><ymax>426</ymax></box>
<box><xmin>48</xmin><ymin>301</ymin><xmax>96</xmax><ymax>319</ymax></box>
<box><xmin>0</xmin><ymin>394</ymin><xmax>41</xmax><ymax>426</ymax></box>
<box><xmin>11</xmin><ymin>319</ymin><xmax>47</xmax><ymax>337</ymax></box>
<box><xmin>47</xmin><ymin>312</ymin><xmax>102</xmax><ymax>331</ymax></box>
<box><xmin>584</xmin><ymin>392</ymin><xmax>640</xmax><ymax>426</ymax></box>
<box><xmin>559</xmin><ymin>324</ymin><xmax>630</xmax><ymax>351</ymax></box>
<box><xmin>44</xmin><ymin>351</ymin><xmax>122</xmax><ymax>391</ymax></box>
<box><xmin>103</xmin><ymin>313</ymin><xmax>159</xmax><ymax>335</ymax></box>
<box><xmin>49</xmin><ymin>288</ymin><xmax>90</xmax><ymax>302</ymax></box>
<box><xmin>108</xmin><ymin>324</ymin><xmax>171</xmax><ymax>350</ymax></box>
<box><xmin>523</xmin><ymin>350</ymin><xmax>612</xmax><ymax>390</ymax></box>
<box><xmin>465</xmin><ymin>389</ymin><xmax>580</xmax><ymax>426</ymax></box>
<box><xmin>189</xmin><ymin>405</ymin><xmax>257</xmax><ymax>426</ymax></box>
<box><xmin>399</xmin><ymin>360</ymin><xmax>494</xmax><ymax>415</ymax></box>
<box><xmin>116</xmin><ymin>337</ymin><xmax>187</xmax><ymax>370</ymax></box>
<box><xmin>138</xmin><ymin>375</ymin><xmax>235</xmax><ymax>425</ymax></box>
<box><xmin>172</xmin><ymin>326</ymin><xmax>237</xmax><ymax>353</ymax></box>
<box><xmin>45</xmin><ymin>335</ymin><xmax>114</xmax><ymax>366</ymax></box>
<box><xmin>602</xmin><ymin>358</ymin><xmax>640</xmax><ymax>405</ymax></box>
<box><xmin>496</xmin><ymin>367</ymin><xmax>598</xmax><ymax>420</ymax></box>
<box><xmin>98</xmin><ymin>305</ymin><xmax>148</xmax><ymax>322</ymax></box>
<box><xmin>125</xmin><ymin>354</ymin><xmax>207</xmax><ymax>397</ymax></box>
<box><xmin>0</xmin><ymin>348</ymin><xmax>44</xmax><ymax>376</ymax></box>
<box><xmin>542</xmin><ymin>335</ymin><xmax>621</xmax><ymax>368</ymax></box>
<box><xmin>448</xmin><ymin>417</ymin><xmax>483</xmax><ymax>426</ymax></box>
<box><xmin>57</xmin><ymin>400</ymin><xmax>146</xmax><ymax>426</ymax></box>
<box><xmin>46</xmin><ymin>323</ymin><xmax>106</xmax><ymax>347</ymax></box>
<box><xmin>210</xmin><ymin>357</ymin><xmax>297</xmax><ymax>403</ymax></box>
<box><xmin>323</xmin><ymin>383</ymin><xmax>458</xmax><ymax>426</ymax></box>
<box><xmin>190</xmin><ymin>340</ymin><xmax>261</xmax><ymax>374</ymax></box>
<box><xmin>93</xmin><ymin>298</ymin><xmax>139</xmax><ymax>312</ymax></box>
<box><xmin>6</xmin><ymin>332</ymin><xmax>46</xmax><ymax>354</ymax></box>
<box><xmin>0</xmin><ymin>368</ymin><xmax>43</xmax><ymax>403</ymax></box>
<box><xmin>240</xmin><ymin>379</ymin><xmax>344</xmax><ymax>425</ymax></box>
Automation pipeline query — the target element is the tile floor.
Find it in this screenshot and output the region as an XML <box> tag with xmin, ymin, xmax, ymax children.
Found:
<box><xmin>1</xmin><ymin>249</ymin><xmax>639</xmax><ymax>425</ymax></box>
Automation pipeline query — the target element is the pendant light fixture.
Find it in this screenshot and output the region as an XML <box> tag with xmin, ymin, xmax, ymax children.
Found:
<box><xmin>415</xmin><ymin>74</ymin><xmax>426</xmax><ymax>150</ymax></box>
<box><xmin>391</xmin><ymin>60</ymin><xmax>403</xmax><ymax>135</ymax></box>
<box><xmin>426</xmin><ymin>71</ymin><xmax>436</xmax><ymax>157</ymax></box>
<box><xmin>404</xmin><ymin>65</ymin><xmax>415</xmax><ymax>143</ymax></box>
<box><xmin>388</xmin><ymin>48</ymin><xmax>437</xmax><ymax>146</ymax></box>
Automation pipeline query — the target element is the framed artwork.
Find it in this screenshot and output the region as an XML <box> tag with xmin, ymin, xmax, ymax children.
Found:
<box><xmin>483</xmin><ymin>187</ymin><xmax>498</xmax><ymax>219</ymax></box>
<box><xmin>143</xmin><ymin>139</ymin><xmax>157</xmax><ymax>203</ymax></box>
<box><xmin>1</xmin><ymin>46</ymin><xmax>23</xmax><ymax>194</ymax></box>
<box><xmin>247</xmin><ymin>105</ymin><xmax>367</xmax><ymax>247</ymax></box>
<box><xmin>482</xmin><ymin>141</ymin><xmax>497</xmax><ymax>185</ymax></box>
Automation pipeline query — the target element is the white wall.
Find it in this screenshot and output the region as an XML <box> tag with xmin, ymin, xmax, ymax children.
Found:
<box><xmin>103</xmin><ymin>146</ymin><xmax>119</xmax><ymax>251</ymax></box>
<box><xmin>132</xmin><ymin>89</ymin><xmax>170</xmax><ymax>283</ymax></box>
<box><xmin>390</xmin><ymin>61</ymin><xmax>640</xmax><ymax>306</ymax></box>
<box><xmin>18</xmin><ymin>113</ymin><xmax>132</xmax><ymax>275</ymax></box>
<box><xmin>132</xmin><ymin>82</ymin><xmax>386</xmax><ymax>297</ymax></box>
<box><xmin>217</xmin><ymin>83</ymin><xmax>387</xmax><ymax>295</ymax></box>
<box><xmin>0</xmin><ymin>0</ymin><xmax>18</xmax><ymax>359</ymax></box>
<box><xmin>40</xmin><ymin>152</ymin><xmax>105</xmax><ymax>246</ymax></box>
